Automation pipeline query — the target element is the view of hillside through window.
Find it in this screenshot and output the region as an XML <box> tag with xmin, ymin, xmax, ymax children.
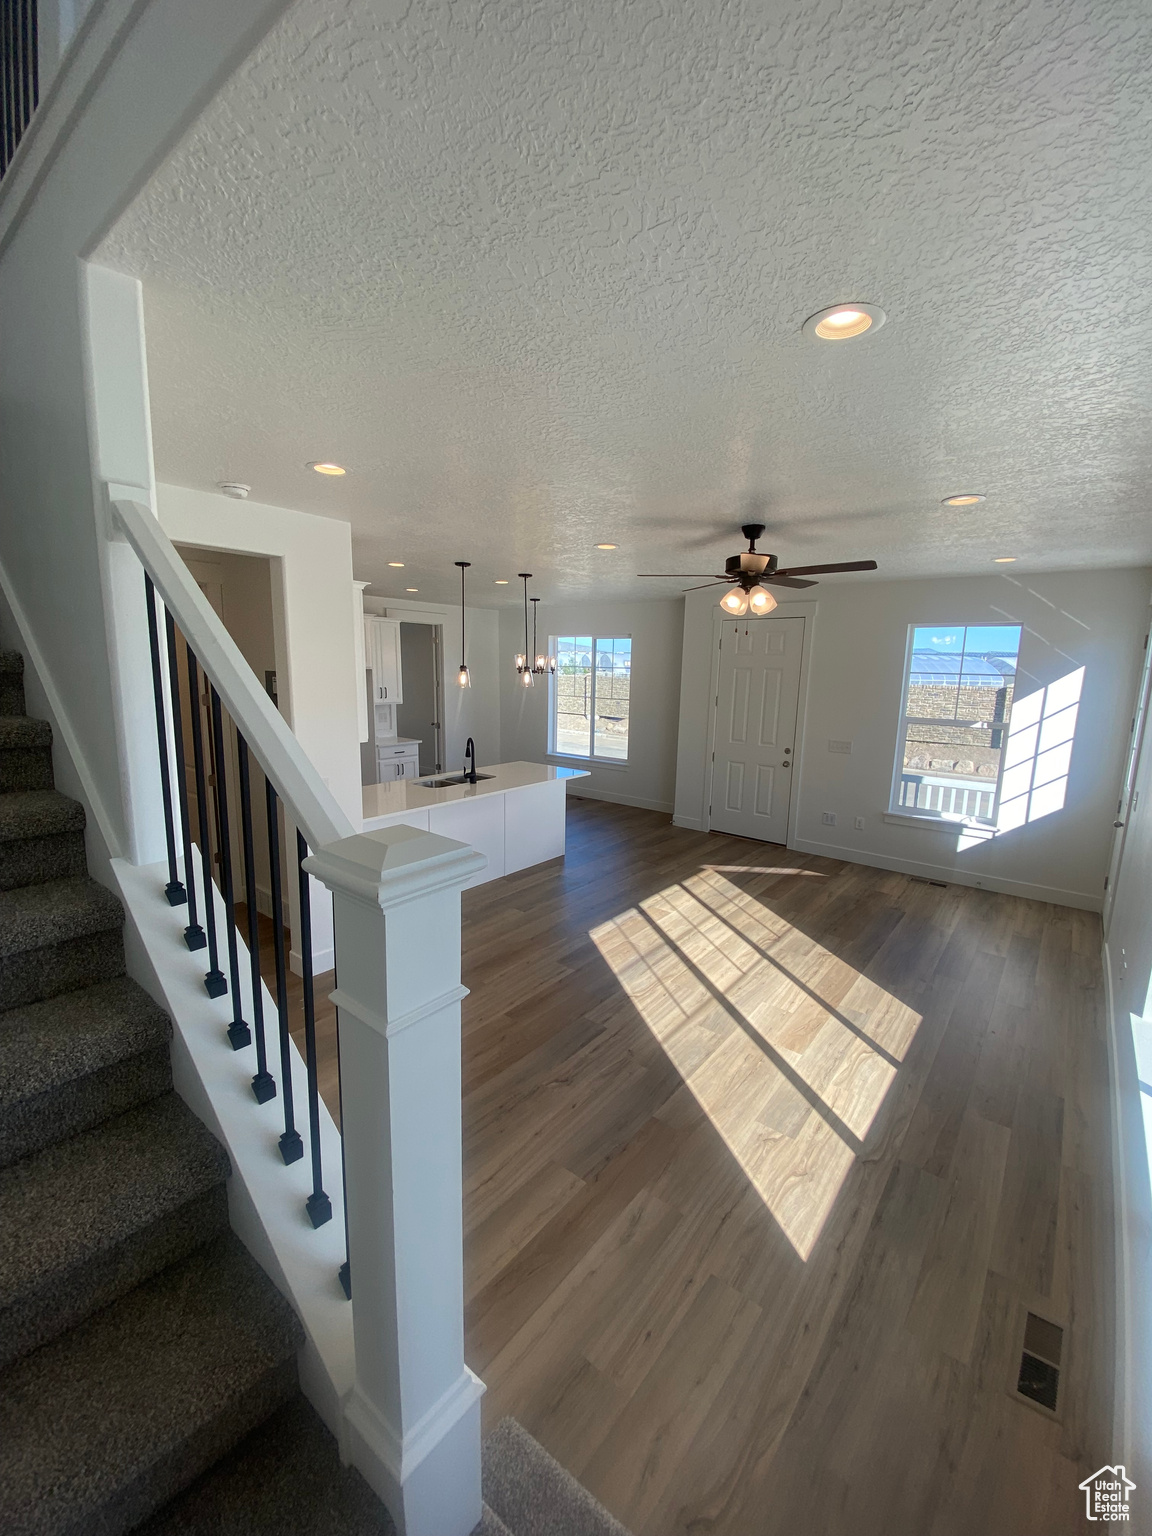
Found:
<box><xmin>553</xmin><ymin>636</ymin><xmax>631</xmax><ymax>760</ymax></box>
<box><xmin>894</xmin><ymin>624</ymin><xmax>1023</xmax><ymax>823</ymax></box>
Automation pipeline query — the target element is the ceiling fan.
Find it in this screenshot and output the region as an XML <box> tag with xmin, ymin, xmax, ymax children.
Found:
<box><xmin>638</xmin><ymin>522</ymin><xmax>878</xmax><ymax>615</ymax></box>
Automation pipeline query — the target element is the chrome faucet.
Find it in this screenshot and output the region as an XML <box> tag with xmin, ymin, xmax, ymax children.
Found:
<box><xmin>464</xmin><ymin>737</ymin><xmax>477</xmax><ymax>783</ymax></box>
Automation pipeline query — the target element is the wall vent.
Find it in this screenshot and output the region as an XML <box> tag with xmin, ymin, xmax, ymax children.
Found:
<box><xmin>1015</xmin><ymin>1312</ymin><xmax>1063</xmax><ymax>1413</ymax></box>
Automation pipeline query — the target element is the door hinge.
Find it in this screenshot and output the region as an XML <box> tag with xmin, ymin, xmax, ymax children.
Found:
<box><xmin>715</xmin><ymin>695</ymin><xmax>719</xmax><ymax>707</ymax></box>
<box><xmin>1104</xmin><ymin>875</ymin><xmax>1110</xmax><ymax>890</ymax></box>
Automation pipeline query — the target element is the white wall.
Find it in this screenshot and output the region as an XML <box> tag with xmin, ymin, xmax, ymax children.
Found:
<box><xmin>675</xmin><ymin>568</ymin><xmax>1150</xmax><ymax>909</ymax></box>
<box><xmin>1102</xmin><ymin>593</ymin><xmax>1152</xmax><ymax>1494</ymax></box>
<box><xmin>0</xmin><ymin>0</ymin><xmax>291</xmax><ymax>869</ymax></box>
<box><xmin>500</xmin><ymin>598</ymin><xmax>684</xmax><ymax>813</ymax></box>
<box><xmin>159</xmin><ymin>484</ymin><xmax>362</xmax><ymax>830</ymax></box>
<box><xmin>364</xmin><ymin>596</ymin><xmax>500</xmax><ymax>775</ymax></box>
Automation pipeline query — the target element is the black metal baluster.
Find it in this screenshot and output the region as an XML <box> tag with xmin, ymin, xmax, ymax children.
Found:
<box><xmin>209</xmin><ymin>687</ymin><xmax>250</xmax><ymax>1049</ymax></box>
<box><xmin>296</xmin><ymin>829</ymin><xmax>332</xmax><ymax>1229</ymax></box>
<box><xmin>164</xmin><ymin>610</ymin><xmax>205</xmax><ymax>952</ymax></box>
<box><xmin>185</xmin><ymin>648</ymin><xmax>227</xmax><ymax>998</ymax></box>
<box><xmin>333</xmin><ymin>968</ymin><xmax>350</xmax><ymax>1297</ymax></box>
<box><xmin>144</xmin><ymin>575</ymin><xmax>186</xmax><ymax>907</ymax></box>
<box><xmin>237</xmin><ymin>734</ymin><xmax>276</xmax><ymax>1102</ymax></box>
<box><xmin>266</xmin><ymin>780</ymin><xmax>303</xmax><ymax>1165</ymax></box>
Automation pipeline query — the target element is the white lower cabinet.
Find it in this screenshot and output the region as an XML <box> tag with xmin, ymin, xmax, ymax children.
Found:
<box><xmin>428</xmin><ymin>795</ymin><xmax>505</xmax><ymax>889</ymax></box>
<box><xmin>376</xmin><ymin>740</ymin><xmax>420</xmax><ymax>782</ymax></box>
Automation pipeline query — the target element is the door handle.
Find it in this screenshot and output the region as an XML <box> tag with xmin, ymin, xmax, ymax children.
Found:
<box><xmin>1114</xmin><ymin>820</ymin><xmax>1124</xmax><ymax>828</ymax></box>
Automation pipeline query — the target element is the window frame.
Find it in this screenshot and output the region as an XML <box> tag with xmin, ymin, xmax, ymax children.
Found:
<box><xmin>547</xmin><ymin>634</ymin><xmax>632</xmax><ymax>767</ymax></box>
<box><xmin>890</xmin><ymin>621</ymin><xmax>1022</xmax><ymax>828</ymax></box>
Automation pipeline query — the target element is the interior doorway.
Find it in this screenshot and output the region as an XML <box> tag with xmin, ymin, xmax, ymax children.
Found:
<box><xmin>172</xmin><ymin>546</ymin><xmax>285</xmax><ymax>920</ymax></box>
<box><xmin>396</xmin><ymin>622</ymin><xmax>444</xmax><ymax>776</ymax></box>
<box><xmin>709</xmin><ymin>615</ymin><xmax>805</xmax><ymax>843</ymax></box>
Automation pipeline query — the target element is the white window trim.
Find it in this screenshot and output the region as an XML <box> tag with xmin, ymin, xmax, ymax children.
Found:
<box><xmin>890</xmin><ymin>621</ymin><xmax>1019</xmax><ymax>829</ymax></box>
<box><xmin>548</xmin><ymin>634</ymin><xmax>632</xmax><ymax>767</ymax></box>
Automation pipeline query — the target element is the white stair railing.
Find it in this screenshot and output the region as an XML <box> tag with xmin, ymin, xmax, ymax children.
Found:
<box><xmin>107</xmin><ymin>490</ymin><xmax>484</xmax><ymax>1536</ymax></box>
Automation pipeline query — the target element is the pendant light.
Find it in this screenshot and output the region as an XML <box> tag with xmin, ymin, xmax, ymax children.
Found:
<box><xmin>530</xmin><ymin>597</ymin><xmax>556</xmax><ymax>675</ymax></box>
<box><xmin>719</xmin><ymin>582</ymin><xmax>778</xmax><ymax>616</ymax></box>
<box><xmin>455</xmin><ymin>561</ymin><xmax>471</xmax><ymax>687</ymax></box>
<box><xmin>515</xmin><ymin>574</ymin><xmax>534</xmax><ymax>687</ymax></box>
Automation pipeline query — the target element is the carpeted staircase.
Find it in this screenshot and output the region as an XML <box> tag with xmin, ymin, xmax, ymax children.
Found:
<box><xmin>0</xmin><ymin>650</ymin><xmax>630</xmax><ymax>1536</ymax></box>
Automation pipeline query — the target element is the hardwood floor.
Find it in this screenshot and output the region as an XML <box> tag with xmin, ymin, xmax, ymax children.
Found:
<box><xmin>288</xmin><ymin>797</ymin><xmax>1114</xmax><ymax>1535</ymax></box>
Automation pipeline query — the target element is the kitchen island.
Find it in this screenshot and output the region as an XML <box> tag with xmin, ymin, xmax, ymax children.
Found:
<box><xmin>361</xmin><ymin>761</ymin><xmax>589</xmax><ymax>889</ymax></box>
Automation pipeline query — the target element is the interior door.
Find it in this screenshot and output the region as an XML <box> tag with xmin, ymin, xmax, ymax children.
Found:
<box><xmin>709</xmin><ymin>616</ymin><xmax>804</xmax><ymax>843</ymax></box>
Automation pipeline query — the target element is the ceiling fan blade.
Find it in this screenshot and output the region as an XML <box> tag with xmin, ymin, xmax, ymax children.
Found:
<box><xmin>763</xmin><ymin>573</ymin><xmax>818</xmax><ymax>589</ymax></box>
<box><xmin>681</xmin><ymin>581</ymin><xmax>729</xmax><ymax>592</ymax></box>
<box><xmin>774</xmin><ymin>559</ymin><xmax>879</xmax><ymax>577</ymax></box>
<box><xmin>637</xmin><ymin>573</ymin><xmax>729</xmax><ymax>579</ymax></box>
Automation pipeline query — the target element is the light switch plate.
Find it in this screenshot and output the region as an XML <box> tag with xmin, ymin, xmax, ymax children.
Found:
<box><xmin>822</xmin><ymin>812</ymin><xmax>837</xmax><ymax>826</ymax></box>
<box><xmin>828</xmin><ymin>740</ymin><xmax>853</xmax><ymax>754</ymax></box>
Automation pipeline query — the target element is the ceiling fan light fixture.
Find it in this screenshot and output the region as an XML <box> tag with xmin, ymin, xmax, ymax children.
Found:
<box><xmin>720</xmin><ymin>586</ymin><xmax>750</xmax><ymax>616</ymax></box>
<box><xmin>802</xmin><ymin>302</ymin><xmax>886</xmax><ymax>342</ymax></box>
<box><xmin>747</xmin><ymin>585</ymin><xmax>778</xmax><ymax>615</ymax></box>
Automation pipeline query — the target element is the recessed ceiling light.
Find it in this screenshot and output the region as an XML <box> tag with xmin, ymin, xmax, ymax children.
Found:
<box><xmin>387</xmin><ymin>561</ymin><xmax>405</xmax><ymax>568</ymax></box>
<box><xmin>942</xmin><ymin>493</ymin><xmax>986</xmax><ymax>506</ymax></box>
<box><xmin>993</xmin><ymin>556</ymin><xmax>1016</xmax><ymax>563</ymax></box>
<box><xmin>494</xmin><ymin>579</ymin><xmax>509</xmax><ymax>585</ymax></box>
<box><xmin>405</xmin><ymin>587</ymin><xmax>418</xmax><ymax>592</ymax></box>
<box><xmin>308</xmin><ymin>461</ymin><xmax>346</xmax><ymax>475</ymax></box>
<box><xmin>596</xmin><ymin>543</ymin><xmax>617</xmax><ymax>550</ymax></box>
<box><xmin>802</xmin><ymin>302</ymin><xmax>886</xmax><ymax>342</ymax></box>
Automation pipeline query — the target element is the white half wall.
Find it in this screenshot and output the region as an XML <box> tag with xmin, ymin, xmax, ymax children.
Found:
<box><xmin>499</xmin><ymin>598</ymin><xmax>684</xmax><ymax>813</ymax></box>
<box><xmin>674</xmin><ymin>568</ymin><xmax>1151</xmax><ymax>909</ymax></box>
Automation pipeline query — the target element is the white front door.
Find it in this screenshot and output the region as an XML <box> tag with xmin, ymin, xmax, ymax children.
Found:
<box><xmin>709</xmin><ymin>616</ymin><xmax>804</xmax><ymax>843</ymax></box>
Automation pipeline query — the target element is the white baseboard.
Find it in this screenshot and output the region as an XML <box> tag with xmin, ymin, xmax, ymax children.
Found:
<box><xmin>567</xmin><ymin>786</ymin><xmax>674</xmax><ymax>814</ymax></box>
<box><xmin>787</xmin><ymin>835</ymin><xmax>1103</xmax><ymax>912</ymax></box>
<box><xmin>291</xmin><ymin>944</ymin><xmax>336</xmax><ymax>978</ymax></box>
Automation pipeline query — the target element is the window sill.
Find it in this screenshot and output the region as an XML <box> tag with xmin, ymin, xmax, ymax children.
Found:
<box><xmin>884</xmin><ymin>811</ymin><xmax>996</xmax><ymax>834</ymax></box>
<box><xmin>547</xmin><ymin>754</ymin><xmax>629</xmax><ymax>773</ymax></box>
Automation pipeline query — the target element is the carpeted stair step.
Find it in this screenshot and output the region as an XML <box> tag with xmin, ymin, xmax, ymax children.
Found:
<box><xmin>0</xmin><ymin>1093</ymin><xmax>231</xmax><ymax>1368</ymax></box>
<box><xmin>134</xmin><ymin>1394</ymin><xmax>397</xmax><ymax>1535</ymax></box>
<box><xmin>0</xmin><ymin>650</ymin><xmax>25</xmax><ymax>717</ymax></box>
<box><xmin>0</xmin><ymin>874</ymin><xmax>125</xmax><ymax>1011</ymax></box>
<box><xmin>482</xmin><ymin>1419</ymin><xmax>632</xmax><ymax>1536</ymax></box>
<box><xmin>0</xmin><ymin>1232</ymin><xmax>305</xmax><ymax>1536</ymax></box>
<box><xmin>0</xmin><ymin>977</ymin><xmax>173</xmax><ymax>1167</ymax></box>
<box><xmin>0</xmin><ymin>714</ymin><xmax>53</xmax><ymax>791</ymax></box>
<box><xmin>0</xmin><ymin>788</ymin><xmax>87</xmax><ymax>889</ymax></box>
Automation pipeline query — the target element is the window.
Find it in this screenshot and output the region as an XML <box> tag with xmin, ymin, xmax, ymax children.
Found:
<box><xmin>552</xmin><ymin>636</ymin><xmax>631</xmax><ymax>762</ymax></box>
<box><xmin>893</xmin><ymin>624</ymin><xmax>1022</xmax><ymax>824</ymax></box>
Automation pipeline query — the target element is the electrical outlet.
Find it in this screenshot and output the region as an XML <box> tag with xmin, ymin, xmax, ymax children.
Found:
<box><xmin>822</xmin><ymin>812</ymin><xmax>837</xmax><ymax>826</ymax></box>
<box><xmin>854</xmin><ymin>816</ymin><xmax>865</xmax><ymax>830</ymax></box>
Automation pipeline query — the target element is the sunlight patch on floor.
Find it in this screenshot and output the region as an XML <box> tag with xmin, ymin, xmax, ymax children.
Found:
<box><xmin>590</xmin><ymin>873</ymin><xmax>923</xmax><ymax>1259</ymax></box>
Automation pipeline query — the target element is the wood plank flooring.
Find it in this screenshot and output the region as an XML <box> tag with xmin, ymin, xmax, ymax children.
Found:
<box><xmin>287</xmin><ymin>797</ymin><xmax>1114</xmax><ymax>1535</ymax></box>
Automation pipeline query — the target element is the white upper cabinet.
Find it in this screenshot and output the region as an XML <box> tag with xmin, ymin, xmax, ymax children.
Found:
<box><xmin>367</xmin><ymin>616</ymin><xmax>404</xmax><ymax>704</ymax></box>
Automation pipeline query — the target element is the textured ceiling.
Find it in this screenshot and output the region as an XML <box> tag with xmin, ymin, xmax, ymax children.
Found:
<box><xmin>99</xmin><ymin>0</ymin><xmax>1152</xmax><ymax>606</ymax></box>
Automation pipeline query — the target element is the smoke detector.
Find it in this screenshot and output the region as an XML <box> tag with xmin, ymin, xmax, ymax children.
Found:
<box><xmin>218</xmin><ymin>482</ymin><xmax>250</xmax><ymax>500</ymax></box>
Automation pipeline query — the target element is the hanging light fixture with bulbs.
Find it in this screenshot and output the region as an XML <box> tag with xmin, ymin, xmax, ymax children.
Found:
<box><xmin>455</xmin><ymin>561</ymin><xmax>471</xmax><ymax>688</ymax></box>
<box><xmin>530</xmin><ymin>597</ymin><xmax>556</xmax><ymax>675</ymax></box>
<box><xmin>515</xmin><ymin>574</ymin><xmax>535</xmax><ymax>687</ymax></box>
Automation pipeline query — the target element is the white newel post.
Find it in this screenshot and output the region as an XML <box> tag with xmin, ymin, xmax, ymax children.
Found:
<box><xmin>304</xmin><ymin>824</ymin><xmax>487</xmax><ymax>1536</ymax></box>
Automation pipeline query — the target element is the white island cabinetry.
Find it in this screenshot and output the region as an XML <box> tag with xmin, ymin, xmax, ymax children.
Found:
<box><xmin>361</xmin><ymin>762</ymin><xmax>588</xmax><ymax>890</ymax></box>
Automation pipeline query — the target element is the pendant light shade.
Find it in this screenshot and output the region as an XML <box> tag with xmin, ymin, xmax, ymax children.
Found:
<box><xmin>720</xmin><ymin>585</ymin><xmax>750</xmax><ymax>615</ymax></box>
<box><xmin>515</xmin><ymin>575</ymin><xmax>535</xmax><ymax>685</ymax></box>
<box><xmin>455</xmin><ymin>561</ymin><xmax>471</xmax><ymax>687</ymax></box>
<box><xmin>747</xmin><ymin>585</ymin><xmax>778</xmax><ymax>615</ymax></box>
<box><xmin>530</xmin><ymin>597</ymin><xmax>556</xmax><ymax>675</ymax></box>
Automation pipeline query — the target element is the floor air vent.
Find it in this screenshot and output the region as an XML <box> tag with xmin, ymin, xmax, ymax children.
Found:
<box><xmin>1016</xmin><ymin>1313</ymin><xmax>1063</xmax><ymax>1413</ymax></box>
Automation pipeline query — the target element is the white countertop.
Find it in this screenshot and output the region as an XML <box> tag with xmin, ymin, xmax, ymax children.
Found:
<box><xmin>362</xmin><ymin>760</ymin><xmax>589</xmax><ymax>824</ymax></box>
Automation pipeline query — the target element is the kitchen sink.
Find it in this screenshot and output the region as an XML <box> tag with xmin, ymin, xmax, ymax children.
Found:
<box><xmin>417</xmin><ymin>772</ymin><xmax>495</xmax><ymax>788</ymax></box>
